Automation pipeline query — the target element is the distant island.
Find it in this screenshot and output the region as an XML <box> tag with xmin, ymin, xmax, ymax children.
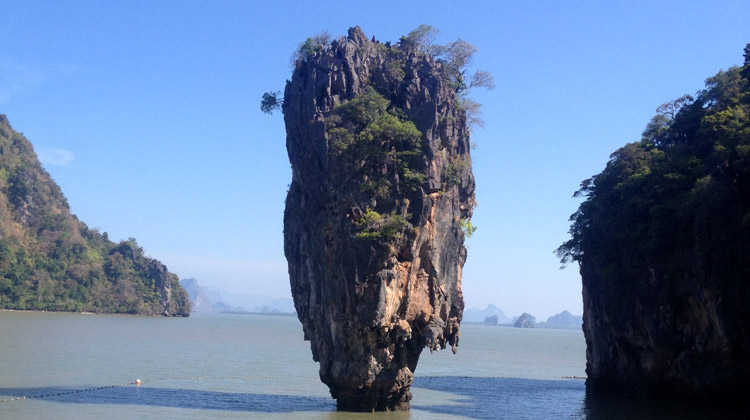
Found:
<box><xmin>513</xmin><ymin>313</ymin><xmax>536</xmax><ymax>328</ymax></box>
<box><xmin>465</xmin><ymin>304</ymin><xmax>582</xmax><ymax>330</ymax></box>
<box><xmin>0</xmin><ymin>115</ymin><xmax>190</xmax><ymax>316</ymax></box>
<box><xmin>536</xmin><ymin>311</ymin><xmax>583</xmax><ymax>330</ymax></box>
<box><xmin>464</xmin><ymin>304</ymin><xmax>512</xmax><ymax>324</ymax></box>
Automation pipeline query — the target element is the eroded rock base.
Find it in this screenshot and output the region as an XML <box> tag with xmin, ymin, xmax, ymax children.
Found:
<box><xmin>336</xmin><ymin>392</ymin><xmax>411</xmax><ymax>412</ymax></box>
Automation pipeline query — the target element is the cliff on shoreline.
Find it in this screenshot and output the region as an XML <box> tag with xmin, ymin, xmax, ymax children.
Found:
<box><xmin>558</xmin><ymin>45</ymin><xmax>750</xmax><ymax>399</ymax></box>
<box><xmin>0</xmin><ymin>115</ymin><xmax>190</xmax><ymax>316</ymax></box>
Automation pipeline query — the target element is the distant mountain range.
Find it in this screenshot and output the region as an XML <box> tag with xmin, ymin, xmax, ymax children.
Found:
<box><xmin>464</xmin><ymin>304</ymin><xmax>582</xmax><ymax>330</ymax></box>
<box><xmin>180</xmin><ymin>278</ymin><xmax>295</xmax><ymax>315</ymax></box>
<box><xmin>181</xmin><ymin>280</ymin><xmax>581</xmax><ymax>329</ymax></box>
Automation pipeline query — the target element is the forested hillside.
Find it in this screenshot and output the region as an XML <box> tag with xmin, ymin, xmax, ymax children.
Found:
<box><xmin>558</xmin><ymin>46</ymin><xmax>750</xmax><ymax>275</ymax></box>
<box><xmin>0</xmin><ymin>115</ymin><xmax>190</xmax><ymax>316</ymax></box>
<box><xmin>558</xmin><ymin>45</ymin><xmax>750</xmax><ymax>397</ymax></box>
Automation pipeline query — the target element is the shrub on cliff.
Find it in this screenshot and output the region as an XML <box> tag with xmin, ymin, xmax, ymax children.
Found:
<box><xmin>400</xmin><ymin>25</ymin><xmax>494</xmax><ymax>128</ymax></box>
<box><xmin>290</xmin><ymin>31</ymin><xmax>332</xmax><ymax>67</ymax></box>
<box><xmin>322</xmin><ymin>87</ymin><xmax>421</xmax><ymax>246</ymax></box>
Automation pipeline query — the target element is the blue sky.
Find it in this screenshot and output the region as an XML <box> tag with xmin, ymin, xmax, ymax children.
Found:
<box><xmin>1</xmin><ymin>0</ymin><xmax>748</xmax><ymax>319</ymax></box>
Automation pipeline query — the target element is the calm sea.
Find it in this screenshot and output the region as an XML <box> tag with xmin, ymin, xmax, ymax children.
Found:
<box><xmin>0</xmin><ymin>311</ymin><xmax>742</xmax><ymax>419</ymax></box>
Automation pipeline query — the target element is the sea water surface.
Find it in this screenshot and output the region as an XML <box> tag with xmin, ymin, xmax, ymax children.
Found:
<box><xmin>0</xmin><ymin>311</ymin><xmax>742</xmax><ymax>419</ymax></box>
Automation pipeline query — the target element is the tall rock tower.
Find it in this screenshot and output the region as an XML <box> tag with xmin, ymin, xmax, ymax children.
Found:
<box><xmin>282</xmin><ymin>27</ymin><xmax>476</xmax><ymax>411</ymax></box>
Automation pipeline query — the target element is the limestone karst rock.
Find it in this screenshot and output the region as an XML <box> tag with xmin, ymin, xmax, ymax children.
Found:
<box><xmin>559</xmin><ymin>45</ymin><xmax>750</xmax><ymax>401</ymax></box>
<box><xmin>282</xmin><ymin>27</ymin><xmax>475</xmax><ymax>411</ymax></box>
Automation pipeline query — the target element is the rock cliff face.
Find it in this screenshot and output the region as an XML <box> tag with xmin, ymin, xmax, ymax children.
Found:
<box><xmin>282</xmin><ymin>27</ymin><xmax>475</xmax><ymax>411</ymax></box>
<box><xmin>582</xmin><ymin>257</ymin><xmax>750</xmax><ymax>398</ymax></box>
<box><xmin>559</xmin><ymin>48</ymin><xmax>750</xmax><ymax>401</ymax></box>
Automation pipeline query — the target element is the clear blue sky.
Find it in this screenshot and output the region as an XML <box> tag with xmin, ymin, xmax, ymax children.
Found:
<box><xmin>1</xmin><ymin>0</ymin><xmax>748</xmax><ymax>320</ymax></box>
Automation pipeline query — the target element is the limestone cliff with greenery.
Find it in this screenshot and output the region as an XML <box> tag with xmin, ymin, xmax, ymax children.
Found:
<box><xmin>0</xmin><ymin>115</ymin><xmax>190</xmax><ymax>316</ymax></box>
<box><xmin>274</xmin><ymin>26</ymin><xmax>489</xmax><ymax>410</ymax></box>
<box><xmin>558</xmin><ymin>45</ymin><xmax>750</xmax><ymax>399</ymax></box>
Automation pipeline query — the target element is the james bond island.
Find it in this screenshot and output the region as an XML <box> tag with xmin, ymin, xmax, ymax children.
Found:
<box><xmin>558</xmin><ymin>45</ymin><xmax>750</xmax><ymax>401</ymax></box>
<box><xmin>268</xmin><ymin>26</ymin><xmax>489</xmax><ymax>411</ymax></box>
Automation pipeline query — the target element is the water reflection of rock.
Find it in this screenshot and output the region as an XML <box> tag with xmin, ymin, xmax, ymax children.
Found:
<box><xmin>583</xmin><ymin>394</ymin><xmax>745</xmax><ymax>420</ymax></box>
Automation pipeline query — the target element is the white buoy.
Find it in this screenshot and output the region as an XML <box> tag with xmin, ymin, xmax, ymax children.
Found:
<box><xmin>135</xmin><ymin>379</ymin><xmax>142</xmax><ymax>386</ymax></box>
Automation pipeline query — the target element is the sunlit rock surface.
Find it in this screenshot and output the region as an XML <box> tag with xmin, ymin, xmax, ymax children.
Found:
<box><xmin>282</xmin><ymin>27</ymin><xmax>475</xmax><ymax>411</ymax></box>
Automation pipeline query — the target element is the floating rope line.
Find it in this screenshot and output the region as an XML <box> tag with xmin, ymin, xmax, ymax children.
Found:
<box><xmin>2</xmin><ymin>383</ymin><xmax>130</xmax><ymax>404</ymax></box>
<box><xmin>135</xmin><ymin>375</ymin><xmax>319</xmax><ymax>383</ymax></box>
<box><xmin>1</xmin><ymin>382</ymin><xmax>139</xmax><ymax>404</ymax></box>
<box><xmin>1</xmin><ymin>375</ymin><xmax>320</xmax><ymax>404</ymax></box>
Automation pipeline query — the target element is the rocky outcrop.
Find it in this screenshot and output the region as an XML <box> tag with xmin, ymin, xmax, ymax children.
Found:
<box><xmin>282</xmin><ymin>27</ymin><xmax>475</xmax><ymax>411</ymax></box>
<box><xmin>582</xmin><ymin>261</ymin><xmax>750</xmax><ymax>399</ymax></box>
<box><xmin>537</xmin><ymin>310</ymin><xmax>582</xmax><ymax>330</ymax></box>
<box><xmin>581</xmin><ymin>244</ymin><xmax>750</xmax><ymax>396</ymax></box>
<box><xmin>513</xmin><ymin>313</ymin><xmax>536</xmax><ymax>328</ymax></box>
<box><xmin>559</xmin><ymin>47</ymin><xmax>750</xmax><ymax>401</ymax></box>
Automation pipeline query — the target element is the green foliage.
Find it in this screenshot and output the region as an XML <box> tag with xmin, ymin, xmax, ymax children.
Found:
<box><xmin>398</xmin><ymin>25</ymin><xmax>494</xmax><ymax>129</ymax></box>
<box><xmin>261</xmin><ymin>91</ymin><xmax>282</xmax><ymax>114</ymax></box>
<box><xmin>291</xmin><ymin>31</ymin><xmax>331</xmax><ymax>67</ymax></box>
<box><xmin>400</xmin><ymin>165</ymin><xmax>427</xmax><ymax>193</ymax></box>
<box><xmin>360</xmin><ymin>112</ymin><xmax>422</xmax><ymax>153</ymax></box>
<box><xmin>460</xmin><ymin>218</ymin><xmax>477</xmax><ymax>238</ymax></box>
<box><xmin>355</xmin><ymin>208</ymin><xmax>410</xmax><ymax>241</ymax></box>
<box><xmin>332</xmin><ymin>86</ymin><xmax>390</xmax><ymax>127</ymax></box>
<box><xmin>558</xmin><ymin>49</ymin><xmax>750</xmax><ymax>284</ymax></box>
<box><xmin>298</xmin><ymin>38</ymin><xmax>322</xmax><ymax>61</ymax></box>
<box><xmin>327</xmin><ymin>127</ymin><xmax>355</xmax><ymax>152</ymax></box>
<box><xmin>361</xmin><ymin>178</ymin><xmax>391</xmax><ymax>197</ymax></box>
<box><xmin>444</xmin><ymin>159</ymin><xmax>468</xmax><ymax>188</ymax></box>
<box><xmin>0</xmin><ymin>116</ymin><xmax>190</xmax><ymax>316</ymax></box>
<box><xmin>323</xmin><ymin>87</ymin><xmax>424</xmax><ymax>245</ymax></box>
<box><xmin>399</xmin><ymin>24</ymin><xmax>439</xmax><ymax>52</ymax></box>
<box><xmin>325</xmin><ymin>87</ymin><xmax>424</xmax><ymax>193</ymax></box>
<box><xmin>384</xmin><ymin>55</ymin><xmax>406</xmax><ymax>84</ymax></box>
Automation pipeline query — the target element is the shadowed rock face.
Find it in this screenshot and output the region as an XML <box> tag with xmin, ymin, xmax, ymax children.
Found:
<box><xmin>570</xmin><ymin>50</ymin><xmax>750</xmax><ymax>401</ymax></box>
<box><xmin>582</xmin><ymin>260</ymin><xmax>750</xmax><ymax>399</ymax></box>
<box><xmin>282</xmin><ymin>27</ymin><xmax>475</xmax><ymax>411</ymax></box>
